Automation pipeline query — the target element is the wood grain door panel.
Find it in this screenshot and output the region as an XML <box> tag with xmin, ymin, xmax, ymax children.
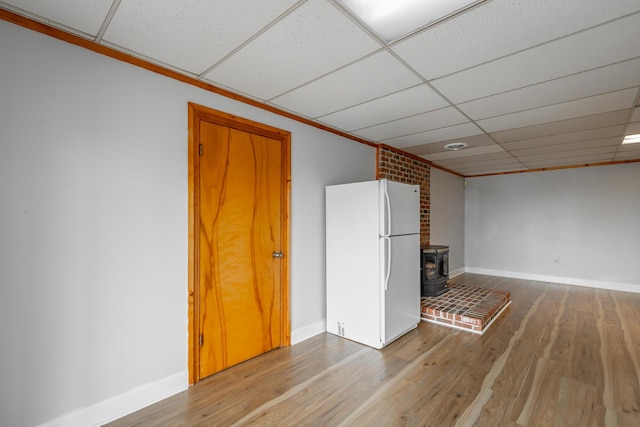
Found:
<box><xmin>188</xmin><ymin>103</ymin><xmax>290</xmax><ymax>383</ymax></box>
<box><xmin>198</xmin><ymin>123</ymin><xmax>282</xmax><ymax>377</ymax></box>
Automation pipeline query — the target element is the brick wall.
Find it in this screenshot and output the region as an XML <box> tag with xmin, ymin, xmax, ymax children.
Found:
<box><xmin>377</xmin><ymin>145</ymin><xmax>430</xmax><ymax>246</ymax></box>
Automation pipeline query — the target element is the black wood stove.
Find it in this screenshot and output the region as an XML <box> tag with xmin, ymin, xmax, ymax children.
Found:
<box><xmin>420</xmin><ymin>245</ymin><xmax>449</xmax><ymax>297</ymax></box>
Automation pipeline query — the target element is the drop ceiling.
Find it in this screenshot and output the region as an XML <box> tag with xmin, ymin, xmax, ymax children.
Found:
<box><xmin>2</xmin><ymin>0</ymin><xmax>640</xmax><ymax>176</ymax></box>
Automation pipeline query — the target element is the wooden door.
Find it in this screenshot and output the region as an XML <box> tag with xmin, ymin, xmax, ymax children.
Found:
<box><xmin>188</xmin><ymin>103</ymin><xmax>290</xmax><ymax>383</ymax></box>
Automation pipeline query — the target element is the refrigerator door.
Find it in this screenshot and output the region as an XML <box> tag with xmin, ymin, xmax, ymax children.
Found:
<box><xmin>381</xmin><ymin>233</ymin><xmax>420</xmax><ymax>345</ymax></box>
<box><xmin>326</xmin><ymin>180</ymin><xmax>382</xmax><ymax>348</ymax></box>
<box><xmin>379</xmin><ymin>179</ymin><xmax>420</xmax><ymax>237</ymax></box>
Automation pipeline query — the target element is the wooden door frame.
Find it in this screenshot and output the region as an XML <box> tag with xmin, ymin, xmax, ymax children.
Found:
<box><xmin>187</xmin><ymin>102</ymin><xmax>291</xmax><ymax>385</ymax></box>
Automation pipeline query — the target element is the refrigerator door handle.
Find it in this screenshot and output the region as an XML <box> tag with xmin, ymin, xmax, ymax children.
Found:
<box><xmin>383</xmin><ymin>181</ymin><xmax>391</xmax><ymax>237</ymax></box>
<box><xmin>384</xmin><ymin>236</ymin><xmax>391</xmax><ymax>291</ymax></box>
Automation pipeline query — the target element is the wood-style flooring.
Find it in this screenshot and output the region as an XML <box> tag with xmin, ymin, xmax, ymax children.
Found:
<box><xmin>107</xmin><ymin>274</ymin><xmax>640</xmax><ymax>426</ymax></box>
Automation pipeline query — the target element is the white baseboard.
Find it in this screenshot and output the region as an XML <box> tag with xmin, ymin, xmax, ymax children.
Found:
<box><xmin>464</xmin><ymin>267</ymin><xmax>640</xmax><ymax>294</ymax></box>
<box><xmin>39</xmin><ymin>371</ymin><xmax>188</xmax><ymax>427</ymax></box>
<box><xmin>291</xmin><ymin>320</ymin><xmax>326</xmax><ymax>345</ymax></box>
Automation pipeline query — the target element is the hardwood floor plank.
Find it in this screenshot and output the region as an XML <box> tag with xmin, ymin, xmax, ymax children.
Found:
<box><xmin>466</xmin><ymin>393</ymin><xmax>520</xmax><ymax>427</ymax></box>
<box><xmin>515</xmin><ymin>357</ymin><xmax>550</xmax><ymax>425</ymax></box>
<box><xmin>107</xmin><ymin>274</ymin><xmax>640</xmax><ymax>427</ymax></box>
<box><xmin>596</xmin><ymin>292</ymin><xmax>640</xmax><ymax>421</ymax></box>
<box><xmin>517</xmin><ymin>358</ymin><xmax>563</xmax><ymax>427</ymax></box>
<box><xmin>428</xmin><ymin>364</ymin><xmax>489</xmax><ymax>426</ymax></box>
<box><xmin>597</xmin><ymin>294</ymin><xmax>616</xmax><ymax>414</ymax></box>
<box><xmin>539</xmin><ymin>285</ymin><xmax>568</xmax><ymax>360</ymax></box>
<box><xmin>490</xmin><ymin>289</ymin><xmax>549</xmax><ymax>398</ymax></box>
<box><xmin>336</xmin><ymin>335</ymin><xmax>466</xmax><ymax>426</ymax></box>
<box><xmin>603</xmin><ymin>328</ymin><xmax>640</xmax><ymax>416</ymax></box>
<box><xmin>228</xmin><ymin>347</ymin><xmax>370</xmax><ymax>426</ymax></box>
<box><xmin>610</xmin><ymin>290</ymin><xmax>640</xmax><ymax>394</ymax></box>
<box><xmin>553</xmin><ymin>378</ymin><xmax>602</xmax><ymax>427</ymax></box>
<box><xmin>347</xmin><ymin>329</ymin><xmax>457</xmax><ymax>423</ymax></box>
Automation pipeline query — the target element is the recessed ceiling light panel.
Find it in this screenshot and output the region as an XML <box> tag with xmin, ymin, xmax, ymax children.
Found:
<box><xmin>622</xmin><ymin>134</ymin><xmax>640</xmax><ymax>144</ymax></box>
<box><xmin>338</xmin><ymin>0</ymin><xmax>483</xmax><ymax>42</ymax></box>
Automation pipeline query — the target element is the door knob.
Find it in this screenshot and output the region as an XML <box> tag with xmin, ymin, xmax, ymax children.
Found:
<box><xmin>272</xmin><ymin>251</ymin><xmax>284</xmax><ymax>258</ymax></box>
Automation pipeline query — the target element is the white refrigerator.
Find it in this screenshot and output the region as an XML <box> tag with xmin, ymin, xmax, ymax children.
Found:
<box><xmin>325</xmin><ymin>179</ymin><xmax>420</xmax><ymax>349</ymax></box>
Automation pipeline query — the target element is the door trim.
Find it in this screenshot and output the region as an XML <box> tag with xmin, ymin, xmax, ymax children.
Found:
<box><xmin>187</xmin><ymin>102</ymin><xmax>291</xmax><ymax>385</ymax></box>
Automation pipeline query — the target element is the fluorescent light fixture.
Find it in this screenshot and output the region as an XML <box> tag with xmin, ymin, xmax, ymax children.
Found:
<box><xmin>622</xmin><ymin>134</ymin><xmax>640</xmax><ymax>144</ymax></box>
<box><xmin>339</xmin><ymin>0</ymin><xmax>482</xmax><ymax>42</ymax></box>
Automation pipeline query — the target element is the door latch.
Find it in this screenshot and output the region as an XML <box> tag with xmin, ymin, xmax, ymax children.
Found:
<box><xmin>272</xmin><ymin>251</ymin><xmax>284</xmax><ymax>258</ymax></box>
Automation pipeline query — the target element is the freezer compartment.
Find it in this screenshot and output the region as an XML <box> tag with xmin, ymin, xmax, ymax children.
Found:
<box><xmin>379</xmin><ymin>179</ymin><xmax>420</xmax><ymax>237</ymax></box>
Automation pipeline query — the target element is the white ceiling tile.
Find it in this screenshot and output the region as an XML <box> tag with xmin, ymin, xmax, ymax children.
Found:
<box><xmin>354</xmin><ymin>107</ymin><xmax>469</xmax><ymax>141</ymax></box>
<box><xmin>616</xmin><ymin>146</ymin><xmax>640</xmax><ymax>158</ymax></box>
<box><xmin>1</xmin><ymin>0</ymin><xmax>113</xmax><ymax>36</ymax></box>
<box><xmin>625</xmin><ymin>122</ymin><xmax>640</xmax><ymax>135</ymax></box>
<box><xmin>631</xmin><ymin>107</ymin><xmax>640</xmax><ymax>122</ymax></box>
<box><xmin>516</xmin><ymin>145</ymin><xmax>618</xmax><ymax>162</ymax></box>
<box><xmin>382</xmin><ymin>123</ymin><xmax>484</xmax><ymax>148</ymax></box>
<box><xmin>523</xmin><ymin>153</ymin><xmax>615</xmax><ymax>168</ymax></box>
<box><xmin>440</xmin><ymin>160</ymin><xmax>525</xmax><ymax>174</ymax></box>
<box><xmin>317</xmin><ymin>85</ymin><xmax>449</xmax><ymax>131</ymax></box>
<box><xmin>490</xmin><ymin>110</ymin><xmax>631</xmax><ymax>143</ymax></box>
<box><xmin>203</xmin><ymin>0</ymin><xmax>381</xmax><ymax>100</ymax></box>
<box><xmin>403</xmin><ymin>134</ymin><xmax>495</xmax><ymax>156</ymax></box>
<box><xmin>425</xmin><ymin>144</ymin><xmax>504</xmax><ymax>161</ymax></box>
<box><xmin>619</xmin><ymin>142</ymin><xmax>640</xmax><ymax>152</ymax></box>
<box><xmin>430</xmin><ymin>13</ymin><xmax>640</xmax><ymax>103</ymax></box>
<box><xmin>392</xmin><ymin>0</ymin><xmax>640</xmax><ymax>80</ymax></box>
<box><xmin>458</xmin><ymin>58</ymin><xmax>640</xmax><ymax>120</ymax></box>
<box><xmin>509</xmin><ymin>138</ymin><xmax>620</xmax><ymax>157</ymax></box>
<box><xmin>502</xmin><ymin>129</ymin><xmax>625</xmax><ymax>151</ymax></box>
<box><xmin>436</xmin><ymin>152</ymin><xmax>515</xmax><ymax>167</ymax></box>
<box><xmin>103</xmin><ymin>0</ymin><xmax>298</xmax><ymax>75</ymax></box>
<box><xmin>477</xmin><ymin>88</ymin><xmax>637</xmax><ymax>133</ymax></box>
<box><xmin>270</xmin><ymin>51</ymin><xmax>421</xmax><ymax>118</ymax></box>
<box><xmin>451</xmin><ymin>155</ymin><xmax>521</xmax><ymax>166</ymax></box>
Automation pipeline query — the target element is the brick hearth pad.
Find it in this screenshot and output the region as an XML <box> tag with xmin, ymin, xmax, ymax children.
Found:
<box><xmin>421</xmin><ymin>284</ymin><xmax>511</xmax><ymax>334</ymax></box>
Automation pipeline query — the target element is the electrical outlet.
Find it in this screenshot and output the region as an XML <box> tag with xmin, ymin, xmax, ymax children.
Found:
<box><xmin>554</xmin><ymin>258</ymin><xmax>560</xmax><ymax>264</ymax></box>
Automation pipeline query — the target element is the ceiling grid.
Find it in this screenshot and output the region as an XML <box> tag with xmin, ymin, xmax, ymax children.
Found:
<box><xmin>2</xmin><ymin>0</ymin><xmax>639</xmax><ymax>176</ymax></box>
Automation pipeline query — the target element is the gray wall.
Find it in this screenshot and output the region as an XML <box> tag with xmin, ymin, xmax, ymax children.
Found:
<box><xmin>465</xmin><ymin>163</ymin><xmax>640</xmax><ymax>290</ymax></box>
<box><xmin>429</xmin><ymin>168</ymin><xmax>465</xmax><ymax>276</ymax></box>
<box><xmin>0</xmin><ymin>20</ymin><xmax>375</xmax><ymax>427</ymax></box>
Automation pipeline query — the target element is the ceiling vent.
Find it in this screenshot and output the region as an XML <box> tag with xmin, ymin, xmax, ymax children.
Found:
<box><xmin>444</xmin><ymin>142</ymin><xmax>468</xmax><ymax>151</ymax></box>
